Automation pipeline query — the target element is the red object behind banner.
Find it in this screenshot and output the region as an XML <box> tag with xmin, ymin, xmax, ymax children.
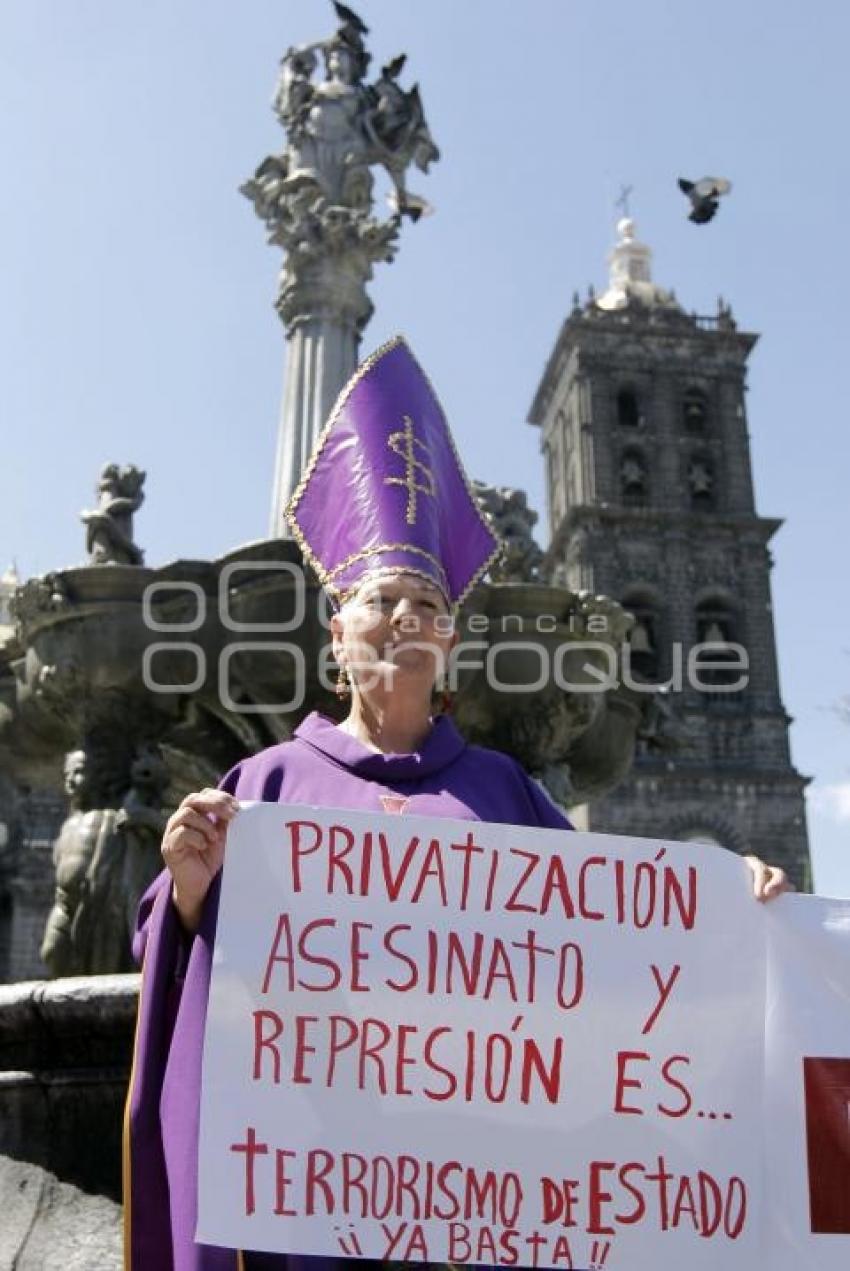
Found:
<box><xmin>803</xmin><ymin>1056</ymin><xmax>850</xmax><ymax>1233</ymax></box>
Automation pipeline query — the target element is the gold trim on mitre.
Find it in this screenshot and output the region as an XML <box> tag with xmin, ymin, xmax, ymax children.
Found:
<box><xmin>284</xmin><ymin>335</ymin><xmax>503</xmax><ymax>607</ymax></box>
<box><xmin>337</xmin><ymin>565</ymin><xmax>452</xmax><ymax>607</ymax></box>
<box><xmin>326</xmin><ymin>542</ymin><xmax>448</xmax><ymax>590</ymax></box>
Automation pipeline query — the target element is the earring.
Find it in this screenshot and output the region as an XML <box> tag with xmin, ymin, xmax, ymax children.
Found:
<box><xmin>336</xmin><ymin>667</ymin><xmax>351</xmax><ymax>700</ymax></box>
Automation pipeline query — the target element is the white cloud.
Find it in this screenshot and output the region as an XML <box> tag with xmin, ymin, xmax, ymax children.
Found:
<box><xmin>809</xmin><ymin>783</ymin><xmax>850</xmax><ymax>823</ymax></box>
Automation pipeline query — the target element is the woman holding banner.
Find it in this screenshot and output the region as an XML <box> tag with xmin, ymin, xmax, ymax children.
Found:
<box><xmin>124</xmin><ymin>337</ymin><xmax>789</xmax><ymax>1270</ymax></box>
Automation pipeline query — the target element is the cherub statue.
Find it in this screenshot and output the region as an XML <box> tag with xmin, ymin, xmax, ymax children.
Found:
<box><xmin>41</xmin><ymin>744</ymin><xmax>173</xmax><ymax>976</ymax></box>
<box><xmin>41</xmin><ymin>748</ymin><xmax>125</xmax><ymax>976</ymax></box>
<box><xmin>80</xmin><ymin>463</ymin><xmax>146</xmax><ymax>566</ymax></box>
<box><xmin>116</xmin><ymin>746</ymin><xmax>171</xmax><ymax>945</ymax></box>
<box><xmin>272</xmin><ymin>45</ymin><xmax>318</xmax><ymax>134</ymax></box>
<box><xmin>472</xmin><ymin>481</ymin><xmax>543</xmax><ymax>583</ymax></box>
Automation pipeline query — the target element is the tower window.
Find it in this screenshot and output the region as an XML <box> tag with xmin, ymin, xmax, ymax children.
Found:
<box><xmin>695</xmin><ymin>598</ymin><xmax>744</xmax><ymax>691</ymax></box>
<box><xmin>687</xmin><ymin>452</ymin><xmax>716</xmax><ymax>509</ymax></box>
<box><xmin>547</xmin><ymin>429</ymin><xmax>565</xmax><ymax>521</ymax></box>
<box><xmin>683</xmin><ymin>388</ymin><xmax>709</xmax><ymax>432</ymax></box>
<box><xmin>622</xmin><ymin>591</ymin><xmax>663</xmax><ymax>681</ymax></box>
<box><xmin>616</xmin><ymin>389</ymin><xmax>642</xmax><ymax>428</ymax></box>
<box><xmin>620</xmin><ymin>447</ymin><xmax>648</xmax><ymax>503</ymax></box>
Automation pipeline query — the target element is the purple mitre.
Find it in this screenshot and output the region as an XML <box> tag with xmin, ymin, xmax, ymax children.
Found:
<box><xmin>285</xmin><ymin>336</ymin><xmax>502</xmax><ymax>605</ymax></box>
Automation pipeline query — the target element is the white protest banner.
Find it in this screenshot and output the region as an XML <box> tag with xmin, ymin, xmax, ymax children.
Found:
<box><xmin>198</xmin><ymin>803</ymin><xmax>771</xmax><ymax>1268</ymax></box>
<box><xmin>765</xmin><ymin>895</ymin><xmax>850</xmax><ymax>1268</ymax></box>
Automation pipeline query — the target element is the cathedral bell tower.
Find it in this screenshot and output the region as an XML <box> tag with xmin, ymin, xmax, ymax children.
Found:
<box><xmin>528</xmin><ymin>217</ymin><xmax>811</xmax><ymax>887</ymax></box>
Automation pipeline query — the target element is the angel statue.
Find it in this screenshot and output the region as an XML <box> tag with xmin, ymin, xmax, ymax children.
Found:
<box><xmin>365</xmin><ymin>54</ymin><xmax>440</xmax><ymax>221</ymax></box>
<box><xmin>242</xmin><ymin>3</ymin><xmax>439</xmax><ymax>260</ymax></box>
<box><xmin>272</xmin><ymin>25</ymin><xmax>374</xmax><ymax>210</ymax></box>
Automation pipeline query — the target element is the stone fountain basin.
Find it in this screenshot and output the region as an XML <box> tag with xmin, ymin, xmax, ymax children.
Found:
<box><xmin>3</xmin><ymin>541</ymin><xmax>642</xmax><ymax>804</ymax></box>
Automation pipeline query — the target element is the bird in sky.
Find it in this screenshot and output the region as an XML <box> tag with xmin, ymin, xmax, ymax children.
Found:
<box><xmin>381</xmin><ymin>54</ymin><xmax>407</xmax><ymax>79</ymax></box>
<box><xmin>332</xmin><ymin>2</ymin><xmax>369</xmax><ymax>36</ymax></box>
<box><xmin>678</xmin><ymin>176</ymin><xmax>733</xmax><ymax>224</ymax></box>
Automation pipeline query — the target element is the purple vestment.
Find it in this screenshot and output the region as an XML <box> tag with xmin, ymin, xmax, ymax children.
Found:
<box><xmin>124</xmin><ymin>712</ymin><xmax>572</xmax><ymax>1270</ymax></box>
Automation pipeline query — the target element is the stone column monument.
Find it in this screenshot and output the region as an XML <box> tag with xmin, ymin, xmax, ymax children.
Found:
<box><xmin>241</xmin><ymin>3</ymin><xmax>439</xmax><ymax>535</ymax></box>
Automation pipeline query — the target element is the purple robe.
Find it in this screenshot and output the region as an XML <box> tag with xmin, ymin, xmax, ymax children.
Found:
<box><xmin>124</xmin><ymin>712</ymin><xmax>572</xmax><ymax>1271</ymax></box>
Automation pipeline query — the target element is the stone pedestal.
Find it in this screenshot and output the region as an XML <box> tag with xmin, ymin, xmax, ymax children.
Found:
<box><xmin>270</xmin><ymin>316</ymin><xmax>360</xmax><ymax>535</ymax></box>
<box><xmin>0</xmin><ymin>974</ymin><xmax>138</xmax><ymax>1199</ymax></box>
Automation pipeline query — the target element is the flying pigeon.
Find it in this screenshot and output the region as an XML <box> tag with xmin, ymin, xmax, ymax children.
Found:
<box><xmin>332</xmin><ymin>2</ymin><xmax>369</xmax><ymax>35</ymax></box>
<box><xmin>381</xmin><ymin>54</ymin><xmax>407</xmax><ymax>79</ymax></box>
<box><xmin>678</xmin><ymin>176</ymin><xmax>732</xmax><ymax>224</ymax></box>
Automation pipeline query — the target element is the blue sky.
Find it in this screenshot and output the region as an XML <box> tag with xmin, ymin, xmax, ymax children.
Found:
<box><xmin>0</xmin><ymin>1</ymin><xmax>847</xmax><ymax>892</ymax></box>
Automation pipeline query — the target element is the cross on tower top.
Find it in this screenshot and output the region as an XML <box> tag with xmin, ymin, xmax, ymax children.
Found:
<box><xmin>615</xmin><ymin>184</ymin><xmax>633</xmax><ymax>218</ymax></box>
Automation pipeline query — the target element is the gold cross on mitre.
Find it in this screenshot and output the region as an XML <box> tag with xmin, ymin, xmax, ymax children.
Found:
<box><xmin>385</xmin><ymin>415</ymin><xmax>436</xmax><ymax>525</ymax></box>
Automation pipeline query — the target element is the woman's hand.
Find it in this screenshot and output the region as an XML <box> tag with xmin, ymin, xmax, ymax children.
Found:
<box><xmin>744</xmin><ymin>854</ymin><xmax>793</xmax><ymax>902</ymax></box>
<box><xmin>161</xmin><ymin>789</ymin><xmax>240</xmax><ymax>933</ymax></box>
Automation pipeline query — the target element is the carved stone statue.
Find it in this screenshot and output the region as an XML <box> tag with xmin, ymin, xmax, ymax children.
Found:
<box><xmin>243</xmin><ymin>4</ymin><xmax>441</xmax><ymax>527</ymax></box>
<box><xmin>245</xmin><ymin>16</ymin><xmax>438</xmax><ymax>251</ymax></box>
<box><xmin>115</xmin><ymin>747</ymin><xmax>170</xmax><ymax>945</ymax></box>
<box><xmin>276</xmin><ymin>34</ymin><xmax>373</xmax><ymax>210</ymax></box>
<box><xmin>41</xmin><ymin>744</ymin><xmax>173</xmax><ymax>977</ymax></box>
<box><xmin>8</xmin><ymin>571</ymin><xmax>67</xmax><ymax>633</ymax></box>
<box><xmin>472</xmin><ymin>482</ymin><xmax>544</xmax><ymax>583</ymax></box>
<box><xmin>41</xmin><ymin>749</ymin><xmax>127</xmax><ymax>976</ymax></box>
<box><xmin>364</xmin><ymin>57</ymin><xmax>439</xmax><ymax>221</ymax></box>
<box><xmin>80</xmin><ymin>464</ymin><xmax>146</xmax><ymax>566</ymax></box>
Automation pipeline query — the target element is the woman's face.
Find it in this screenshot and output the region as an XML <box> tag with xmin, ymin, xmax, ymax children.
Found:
<box><xmin>331</xmin><ymin>573</ymin><xmax>457</xmax><ymax>700</ymax></box>
<box><xmin>327</xmin><ymin>47</ymin><xmax>355</xmax><ymax>84</ymax></box>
